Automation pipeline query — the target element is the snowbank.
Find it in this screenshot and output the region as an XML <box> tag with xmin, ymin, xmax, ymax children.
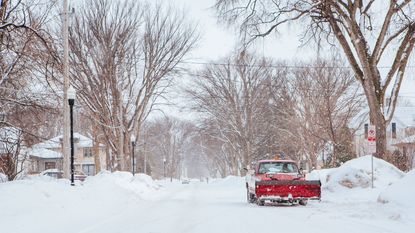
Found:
<box><xmin>0</xmin><ymin>172</ymin><xmax>160</xmax><ymax>233</ymax></box>
<box><xmin>84</xmin><ymin>171</ymin><xmax>159</xmax><ymax>197</ymax></box>
<box><xmin>0</xmin><ymin>171</ymin><xmax>159</xmax><ymax>217</ymax></box>
<box><xmin>378</xmin><ymin>170</ymin><xmax>415</xmax><ymax>208</ymax></box>
<box><xmin>307</xmin><ymin>155</ymin><xmax>404</xmax><ymax>191</ymax></box>
<box><xmin>0</xmin><ymin>172</ymin><xmax>7</xmax><ymax>183</ymax></box>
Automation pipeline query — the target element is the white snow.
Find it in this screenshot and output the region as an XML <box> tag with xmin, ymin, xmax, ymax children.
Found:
<box><xmin>0</xmin><ymin>172</ymin><xmax>6</xmax><ymax>182</ymax></box>
<box><xmin>0</xmin><ymin>158</ymin><xmax>414</xmax><ymax>233</ymax></box>
<box><xmin>307</xmin><ymin>155</ymin><xmax>404</xmax><ymax>190</ymax></box>
<box><xmin>0</xmin><ymin>171</ymin><xmax>159</xmax><ymax>233</ymax></box>
<box><xmin>378</xmin><ymin>170</ymin><xmax>415</xmax><ymax>208</ymax></box>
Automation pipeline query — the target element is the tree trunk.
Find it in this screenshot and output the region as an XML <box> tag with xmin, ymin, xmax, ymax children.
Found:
<box><xmin>374</xmin><ymin>114</ymin><xmax>387</xmax><ymax>160</ymax></box>
<box><xmin>367</xmin><ymin>90</ymin><xmax>387</xmax><ymax>160</ymax></box>
<box><xmin>92</xmin><ymin>125</ymin><xmax>101</xmax><ymax>174</ymax></box>
<box><xmin>310</xmin><ymin>153</ymin><xmax>317</xmax><ymax>170</ymax></box>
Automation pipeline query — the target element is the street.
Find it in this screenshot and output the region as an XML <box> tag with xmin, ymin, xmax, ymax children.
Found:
<box><xmin>1</xmin><ymin>175</ymin><xmax>411</xmax><ymax>233</ymax></box>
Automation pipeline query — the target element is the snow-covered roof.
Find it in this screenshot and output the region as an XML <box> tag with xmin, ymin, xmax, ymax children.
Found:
<box><xmin>351</xmin><ymin>106</ymin><xmax>415</xmax><ymax>130</ymax></box>
<box><xmin>394</xmin><ymin>134</ymin><xmax>415</xmax><ymax>145</ymax></box>
<box><xmin>26</xmin><ymin>147</ymin><xmax>62</xmax><ymax>159</ymax></box>
<box><xmin>393</xmin><ymin>106</ymin><xmax>415</xmax><ymax>127</ymax></box>
<box><xmin>34</xmin><ymin>133</ymin><xmax>103</xmax><ymax>149</ymax></box>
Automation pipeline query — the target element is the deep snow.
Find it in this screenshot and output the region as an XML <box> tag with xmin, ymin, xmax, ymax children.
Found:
<box><xmin>378</xmin><ymin>170</ymin><xmax>415</xmax><ymax>209</ymax></box>
<box><xmin>0</xmin><ymin>157</ymin><xmax>414</xmax><ymax>233</ymax></box>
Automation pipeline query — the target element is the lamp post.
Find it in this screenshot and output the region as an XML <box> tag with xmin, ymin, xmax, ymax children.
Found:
<box><xmin>68</xmin><ymin>86</ymin><xmax>76</xmax><ymax>186</ymax></box>
<box><xmin>131</xmin><ymin>135</ymin><xmax>136</xmax><ymax>176</ymax></box>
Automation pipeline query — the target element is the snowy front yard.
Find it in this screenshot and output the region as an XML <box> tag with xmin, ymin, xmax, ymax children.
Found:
<box><xmin>1</xmin><ymin>157</ymin><xmax>414</xmax><ymax>233</ymax></box>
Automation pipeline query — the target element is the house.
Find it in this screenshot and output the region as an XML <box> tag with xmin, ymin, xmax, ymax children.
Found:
<box><xmin>393</xmin><ymin>135</ymin><xmax>415</xmax><ymax>169</ymax></box>
<box><xmin>354</xmin><ymin>106</ymin><xmax>415</xmax><ymax>157</ymax></box>
<box><xmin>28</xmin><ymin>133</ymin><xmax>106</xmax><ymax>176</ymax></box>
<box><xmin>26</xmin><ymin>147</ymin><xmax>63</xmax><ymax>174</ymax></box>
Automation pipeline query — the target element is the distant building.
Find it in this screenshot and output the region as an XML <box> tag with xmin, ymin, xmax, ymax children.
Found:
<box><xmin>393</xmin><ymin>135</ymin><xmax>415</xmax><ymax>169</ymax></box>
<box><xmin>353</xmin><ymin>106</ymin><xmax>415</xmax><ymax>165</ymax></box>
<box><xmin>28</xmin><ymin>133</ymin><xmax>106</xmax><ymax>176</ymax></box>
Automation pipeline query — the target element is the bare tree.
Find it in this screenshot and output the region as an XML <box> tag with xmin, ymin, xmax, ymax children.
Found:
<box><xmin>188</xmin><ymin>52</ymin><xmax>280</xmax><ymax>174</ymax></box>
<box><xmin>0</xmin><ymin>0</ymin><xmax>57</xmax><ymax>86</ymax></box>
<box><xmin>67</xmin><ymin>0</ymin><xmax>198</xmax><ymax>171</ymax></box>
<box><xmin>290</xmin><ymin>59</ymin><xmax>364</xmax><ymax>168</ymax></box>
<box><xmin>0</xmin><ymin>127</ymin><xmax>27</xmax><ymax>181</ymax></box>
<box><xmin>216</xmin><ymin>0</ymin><xmax>415</xmax><ymax>159</ymax></box>
<box><xmin>144</xmin><ymin>117</ymin><xmax>196</xmax><ymax>179</ymax></box>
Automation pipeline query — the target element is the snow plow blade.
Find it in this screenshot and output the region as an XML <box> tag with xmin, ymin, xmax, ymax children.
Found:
<box><xmin>255</xmin><ymin>180</ymin><xmax>321</xmax><ymax>201</ymax></box>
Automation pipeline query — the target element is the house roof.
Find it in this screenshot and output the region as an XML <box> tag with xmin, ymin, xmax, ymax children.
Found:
<box><xmin>34</xmin><ymin>133</ymin><xmax>103</xmax><ymax>149</ymax></box>
<box><xmin>394</xmin><ymin>134</ymin><xmax>415</xmax><ymax>146</ymax></box>
<box><xmin>393</xmin><ymin>107</ymin><xmax>415</xmax><ymax>127</ymax></box>
<box><xmin>351</xmin><ymin>106</ymin><xmax>415</xmax><ymax>131</ymax></box>
<box><xmin>26</xmin><ymin>147</ymin><xmax>62</xmax><ymax>159</ymax></box>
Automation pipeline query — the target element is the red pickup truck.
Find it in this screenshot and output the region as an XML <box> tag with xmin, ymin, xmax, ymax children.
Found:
<box><xmin>245</xmin><ymin>159</ymin><xmax>321</xmax><ymax>206</ymax></box>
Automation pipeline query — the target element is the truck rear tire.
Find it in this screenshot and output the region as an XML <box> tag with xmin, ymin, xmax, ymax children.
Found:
<box><xmin>299</xmin><ymin>199</ymin><xmax>308</xmax><ymax>206</ymax></box>
<box><xmin>257</xmin><ymin>200</ymin><xmax>265</xmax><ymax>206</ymax></box>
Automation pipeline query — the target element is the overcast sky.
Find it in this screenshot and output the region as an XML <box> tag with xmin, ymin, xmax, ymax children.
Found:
<box><xmin>152</xmin><ymin>0</ymin><xmax>415</xmax><ymax>120</ymax></box>
<box><xmin>166</xmin><ymin>0</ymin><xmax>319</xmax><ymax>62</ymax></box>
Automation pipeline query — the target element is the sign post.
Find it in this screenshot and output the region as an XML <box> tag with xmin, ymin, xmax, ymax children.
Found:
<box><xmin>367</xmin><ymin>125</ymin><xmax>376</xmax><ymax>189</ymax></box>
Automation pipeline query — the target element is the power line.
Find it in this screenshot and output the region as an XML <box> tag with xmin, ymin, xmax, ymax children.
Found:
<box><xmin>126</xmin><ymin>56</ymin><xmax>415</xmax><ymax>69</ymax></box>
<box><xmin>176</xmin><ymin>59</ymin><xmax>415</xmax><ymax>70</ymax></box>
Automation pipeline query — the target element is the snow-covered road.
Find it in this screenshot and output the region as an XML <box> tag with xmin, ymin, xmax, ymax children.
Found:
<box><xmin>85</xmin><ymin>179</ymin><xmax>412</xmax><ymax>233</ymax></box>
<box><xmin>1</xmin><ymin>173</ymin><xmax>414</xmax><ymax>233</ymax></box>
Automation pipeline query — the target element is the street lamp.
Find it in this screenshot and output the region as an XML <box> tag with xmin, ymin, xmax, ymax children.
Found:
<box><xmin>131</xmin><ymin>134</ymin><xmax>136</xmax><ymax>176</ymax></box>
<box><xmin>68</xmin><ymin>85</ymin><xmax>76</xmax><ymax>186</ymax></box>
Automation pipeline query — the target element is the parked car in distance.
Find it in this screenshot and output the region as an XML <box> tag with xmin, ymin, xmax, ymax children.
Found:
<box><xmin>181</xmin><ymin>178</ymin><xmax>190</xmax><ymax>184</ymax></box>
<box><xmin>40</xmin><ymin>169</ymin><xmax>87</xmax><ymax>182</ymax></box>
<box><xmin>40</xmin><ymin>169</ymin><xmax>63</xmax><ymax>179</ymax></box>
<box><xmin>74</xmin><ymin>170</ymin><xmax>87</xmax><ymax>182</ymax></box>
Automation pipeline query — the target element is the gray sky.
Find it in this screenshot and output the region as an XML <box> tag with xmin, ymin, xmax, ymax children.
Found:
<box><xmin>168</xmin><ymin>0</ymin><xmax>317</xmax><ymax>62</ymax></box>
<box><xmin>153</xmin><ymin>0</ymin><xmax>415</xmax><ymax>120</ymax></box>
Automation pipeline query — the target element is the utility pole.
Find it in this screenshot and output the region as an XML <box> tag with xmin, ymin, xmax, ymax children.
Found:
<box><xmin>62</xmin><ymin>0</ymin><xmax>70</xmax><ymax>179</ymax></box>
<box><xmin>131</xmin><ymin>134</ymin><xmax>136</xmax><ymax>176</ymax></box>
<box><xmin>143</xmin><ymin>142</ymin><xmax>147</xmax><ymax>174</ymax></box>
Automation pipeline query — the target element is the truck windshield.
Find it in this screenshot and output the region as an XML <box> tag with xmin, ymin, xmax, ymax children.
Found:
<box><xmin>257</xmin><ymin>162</ymin><xmax>298</xmax><ymax>174</ymax></box>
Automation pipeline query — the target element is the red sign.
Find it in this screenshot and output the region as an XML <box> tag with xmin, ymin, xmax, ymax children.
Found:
<box><xmin>368</xmin><ymin>125</ymin><xmax>376</xmax><ymax>153</ymax></box>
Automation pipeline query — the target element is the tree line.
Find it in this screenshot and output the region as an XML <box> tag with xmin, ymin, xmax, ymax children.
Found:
<box><xmin>1</xmin><ymin>0</ymin><xmax>415</xmax><ymax>180</ymax></box>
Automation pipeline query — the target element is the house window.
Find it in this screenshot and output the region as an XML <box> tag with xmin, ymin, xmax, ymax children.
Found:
<box><xmin>82</xmin><ymin>164</ymin><xmax>95</xmax><ymax>176</ymax></box>
<box><xmin>45</xmin><ymin>162</ymin><xmax>56</xmax><ymax>170</ymax></box>
<box><xmin>83</xmin><ymin>147</ymin><xmax>93</xmax><ymax>157</ymax></box>
<box><xmin>391</xmin><ymin>122</ymin><xmax>396</xmax><ymax>139</ymax></box>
